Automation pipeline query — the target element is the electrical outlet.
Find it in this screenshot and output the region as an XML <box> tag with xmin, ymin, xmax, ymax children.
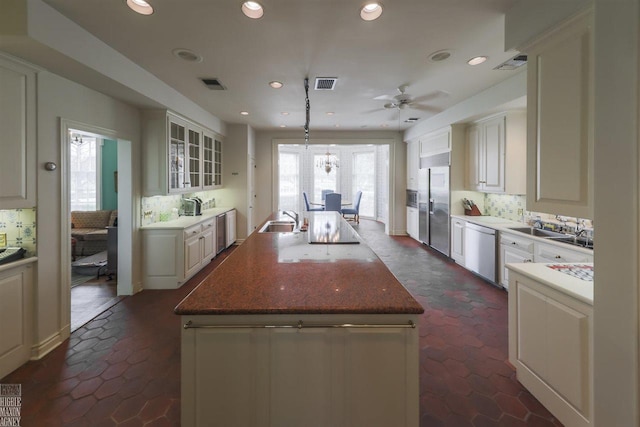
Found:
<box><xmin>143</xmin><ymin>210</ymin><xmax>153</xmax><ymax>219</ymax></box>
<box><xmin>0</xmin><ymin>233</ymin><xmax>6</xmax><ymax>247</ymax></box>
<box><xmin>517</xmin><ymin>208</ymin><xmax>524</xmax><ymax>216</ymax></box>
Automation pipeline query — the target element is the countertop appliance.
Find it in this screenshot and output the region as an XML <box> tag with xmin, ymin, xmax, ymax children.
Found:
<box><xmin>464</xmin><ymin>222</ymin><xmax>497</xmax><ymax>283</ymax></box>
<box><xmin>182</xmin><ymin>197</ymin><xmax>203</xmax><ymax>216</ymax></box>
<box><xmin>418</xmin><ymin>152</ymin><xmax>450</xmax><ymax>256</ymax></box>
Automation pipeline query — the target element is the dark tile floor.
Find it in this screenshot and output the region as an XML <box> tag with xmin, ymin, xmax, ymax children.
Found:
<box><xmin>1</xmin><ymin>220</ymin><xmax>563</xmax><ymax>426</ymax></box>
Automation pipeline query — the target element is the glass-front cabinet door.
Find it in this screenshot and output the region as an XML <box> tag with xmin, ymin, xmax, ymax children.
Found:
<box><xmin>188</xmin><ymin>127</ymin><xmax>202</xmax><ymax>190</ymax></box>
<box><xmin>203</xmin><ymin>133</ymin><xmax>214</xmax><ymax>189</ymax></box>
<box><xmin>214</xmin><ymin>138</ymin><xmax>223</xmax><ymax>187</ymax></box>
<box><xmin>169</xmin><ymin>118</ymin><xmax>187</xmax><ymax>192</ymax></box>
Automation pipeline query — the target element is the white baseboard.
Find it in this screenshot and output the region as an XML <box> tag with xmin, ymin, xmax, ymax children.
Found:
<box><xmin>31</xmin><ymin>329</ymin><xmax>66</xmax><ymax>360</ymax></box>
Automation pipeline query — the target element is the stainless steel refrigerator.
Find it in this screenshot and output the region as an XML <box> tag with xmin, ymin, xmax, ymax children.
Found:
<box><xmin>418</xmin><ymin>152</ymin><xmax>450</xmax><ymax>256</ymax></box>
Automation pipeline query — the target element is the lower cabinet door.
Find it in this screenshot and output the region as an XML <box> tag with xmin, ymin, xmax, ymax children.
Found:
<box><xmin>201</xmin><ymin>229</ymin><xmax>215</xmax><ymax>261</ymax></box>
<box><xmin>184</xmin><ymin>235</ymin><xmax>202</xmax><ymax>278</ymax></box>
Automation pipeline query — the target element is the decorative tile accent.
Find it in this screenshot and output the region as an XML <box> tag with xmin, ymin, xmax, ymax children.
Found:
<box><xmin>0</xmin><ymin>208</ymin><xmax>37</xmax><ymax>255</ymax></box>
<box><xmin>483</xmin><ymin>194</ymin><xmax>526</xmax><ymax>222</ymax></box>
<box><xmin>140</xmin><ymin>190</ymin><xmax>221</xmax><ymax>226</ymax></box>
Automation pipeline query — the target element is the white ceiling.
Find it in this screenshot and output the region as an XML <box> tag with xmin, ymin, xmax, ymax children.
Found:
<box><xmin>40</xmin><ymin>0</ymin><xmax>521</xmax><ymax>131</ymax></box>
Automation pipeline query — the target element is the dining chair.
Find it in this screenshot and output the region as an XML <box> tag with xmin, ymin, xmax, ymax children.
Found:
<box><xmin>324</xmin><ymin>193</ymin><xmax>342</xmax><ymax>212</ymax></box>
<box><xmin>303</xmin><ymin>191</ymin><xmax>323</xmax><ymax>211</ymax></box>
<box><xmin>342</xmin><ymin>191</ymin><xmax>362</xmax><ymax>223</ymax></box>
<box><xmin>321</xmin><ymin>189</ymin><xmax>333</xmax><ymax>201</ymax></box>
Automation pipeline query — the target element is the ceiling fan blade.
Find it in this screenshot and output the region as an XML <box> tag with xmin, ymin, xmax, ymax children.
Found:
<box><xmin>384</xmin><ymin>102</ymin><xmax>398</xmax><ymax>109</ymax></box>
<box><xmin>409</xmin><ymin>103</ymin><xmax>442</xmax><ymax>113</ymax></box>
<box><xmin>373</xmin><ymin>94</ymin><xmax>397</xmax><ymax>101</ymax></box>
<box><xmin>410</xmin><ymin>90</ymin><xmax>450</xmax><ymax>104</ymax></box>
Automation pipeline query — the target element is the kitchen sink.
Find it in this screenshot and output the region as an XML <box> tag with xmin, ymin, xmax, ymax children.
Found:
<box><xmin>258</xmin><ymin>220</ymin><xmax>296</xmax><ymax>233</ymax></box>
<box><xmin>508</xmin><ymin>227</ymin><xmax>594</xmax><ymax>249</ymax></box>
<box><xmin>508</xmin><ymin>227</ymin><xmax>566</xmax><ymax>238</ymax></box>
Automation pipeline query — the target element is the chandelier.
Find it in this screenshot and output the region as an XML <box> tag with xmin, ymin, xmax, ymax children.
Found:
<box><xmin>317</xmin><ymin>151</ymin><xmax>339</xmax><ymax>174</ymax></box>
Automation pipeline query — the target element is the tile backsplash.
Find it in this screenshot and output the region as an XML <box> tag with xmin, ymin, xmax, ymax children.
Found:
<box><xmin>483</xmin><ymin>194</ymin><xmax>527</xmax><ymax>221</ymax></box>
<box><xmin>141</xmin><ymin>189</ymin><xmax>223</xmax><ymax>226</ymax></box>
<box><xmin>0</xmin><ymin>208</ymin><xmax>37</xmax><ymax>256</ymax></box>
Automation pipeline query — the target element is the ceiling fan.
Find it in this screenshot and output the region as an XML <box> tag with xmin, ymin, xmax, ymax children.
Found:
<box><xmin>373</xmin><ymin>85</ymin><xmax>445</xmax><ymax>113</ymax></box>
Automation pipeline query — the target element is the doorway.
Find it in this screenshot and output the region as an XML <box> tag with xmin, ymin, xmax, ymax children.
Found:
<box><xmin>60</xmin><ymin>119</ymin><xmax>133</xmax><ymax>333</ymax></box>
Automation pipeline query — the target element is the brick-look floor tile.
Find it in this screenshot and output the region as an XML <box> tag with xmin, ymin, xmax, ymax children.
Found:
<box><xmin>2</xmin><ymin>227</ymin><xmax>564</xmax><ymax>426</ymax></box>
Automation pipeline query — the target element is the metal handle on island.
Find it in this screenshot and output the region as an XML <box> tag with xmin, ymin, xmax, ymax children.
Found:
<box><xmin>183</xmin><ymin>320</ymin><xmax>416</xmax><ymax>330</ymax></box>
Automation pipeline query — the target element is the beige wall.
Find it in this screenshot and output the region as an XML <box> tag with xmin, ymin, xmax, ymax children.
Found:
<box><xmin>253</xmin><ymin>129</ymin><xmax>406</xmax><ymax>234</ymax></box>
<box><xmin>36</xmin><ymin>70</ymin><xmax>142</xmax><ymax>353</ymax></box>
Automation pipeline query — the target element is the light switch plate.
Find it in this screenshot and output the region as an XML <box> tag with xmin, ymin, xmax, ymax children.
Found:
<box><xmin>0</xmin><ymin>233</ymin><xmax>6</xmax><ymax>247</ymax></box>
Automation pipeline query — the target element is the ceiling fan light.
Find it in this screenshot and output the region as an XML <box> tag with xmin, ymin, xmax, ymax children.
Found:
<box><xmin>360</xmin><ymin>2</ymin><xmax>383</xmax><ymax>21</ymax></box>
<box><xmin>126</xmin><ymin>0</ymin><xmax>154</xmax><ymax>15</ymax></box>
<box><xmin>467</xmin><ymin>56</ymin><xmax>488</xmax><ymax>66</ymax></box>
<box><xmin>269</xmin><ymin>81</ymin><xmax>283</xmax><ymax>89</ymax></box>
<box><xmin>242</xmin><ymin>1</ymin><xmax>264</xmax><ymax>19</ymax></box>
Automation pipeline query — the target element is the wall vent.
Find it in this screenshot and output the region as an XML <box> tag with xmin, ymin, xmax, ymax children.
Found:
<box><xmin>494</xmin><ymin>54</ymin><xmax>528</xmax><ymax>71</ymax></box>
<box><xmin>314</xmin><ymin>77</ymin><xmax>338</xmax><ymax>90</ymax></box>
<box><xmin>201</xmin><ymin>78</ymin><xmax>226</xmax><ymax>90</ymax></box>
<box><xmin>404</xmin><ymin>117</ymin><xmax>420</xmax><ymax>123</ymax></box>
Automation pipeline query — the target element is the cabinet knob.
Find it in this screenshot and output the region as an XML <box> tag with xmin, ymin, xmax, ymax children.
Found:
<box><xmin>525</xmin><ymin>259</ymin><xmax>532</xmax><ymax>263</ymax></box>
<box><xmin>512</xmin><ymin>242</ymin><xmax>517</xmax><ymax>245</ymax></box>
<box><xmin>555</xmin><ymin>255</ymin><xmax>562</xmax><ymax>259</ymax></box>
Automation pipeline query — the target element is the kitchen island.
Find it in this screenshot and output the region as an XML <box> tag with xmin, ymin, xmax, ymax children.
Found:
<box><xmin>175</xmin><ymin>211</ymin><xmax>424</xmax><ymax>427</ymax></box>
<box><xmin>507</xmin><ymin>262</ymin><xmax>593</xmax><ymax>427</ymax></box>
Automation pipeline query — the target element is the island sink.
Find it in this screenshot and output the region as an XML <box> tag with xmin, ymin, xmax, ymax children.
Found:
<box><xmin>258</xmin><ymin>220</ymin><xmax>296</xmax><ymax>233</ymax></box>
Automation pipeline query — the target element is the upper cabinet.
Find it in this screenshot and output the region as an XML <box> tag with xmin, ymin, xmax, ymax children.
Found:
<box><xmin>419</xmin><ymin>128</ymin><xmax>451</xmax><ymax>157</ymax></box>
<box><xmin>522</xmin><ymin>11</ymin><xmax>593</xmax><ymax>218</ymax></box>
<box><xmin>143</xmin><ymin>110</ymin><xmax>223</xmax><ymax>196</ymax></box>
<box><xmin>0</xmin><ymin>56</ymin><xmax>36</xmax><ymax>209</ymax></box>
<box><xmin>406</xmin><ymin>139</ymin><xmax>419</xmax><ymax>190</ymax></box>
<box><xmin>466</xmin><ymin>112</ymin><xmax>526</xmax><ymax>195</ymax></box>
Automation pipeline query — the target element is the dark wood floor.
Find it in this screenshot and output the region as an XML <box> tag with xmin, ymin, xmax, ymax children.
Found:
<box><xmin>1</xmin><ymin>220</ymin><xmax>562</xmax><ymax>426</ymax></box>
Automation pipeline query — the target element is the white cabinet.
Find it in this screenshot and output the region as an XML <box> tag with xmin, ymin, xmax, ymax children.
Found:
<box><xmin>406</xmin><ymin>139</ymin><xmax>419</xmax><ymax>189</ymax></box>
<box><xmin>142</xmin><ymin>216</ymin><xmax>218</xmax><ymax>289</ymax></box>
<box><xmin>142</xmin><ymin>110</ymin><xmax>223</xmax><ymax>196</ymax></box>
<box><xmin>202</xmin><ymin>132</ymin><xmax>223</xmax><ymax>189</ymax></box>
<box><xmin>466</xmin><ymin>112</ymin><xmax>526</xmax><ymax>194</ymax></box>
<box><xmin>419</xmin><ymin>128</ymin><xmax>450</xmax><ymax>157</ymax></box>
<box><xmin>0</xmin><ymin>56</ymin><xmax>36</xmax><ymax>209</ymax></box>
<box><xmin>225</xmin><ymin>209</ymin><xmax>237</xmax><ymax>247</ymax></box>
<box><xmin>499</xmin><ymin>232</ymin><xmax>534</xmax><ymax>289</ymax></box>
<box><xmin>406</xmin><ymin>207</ymin><xmax>418</xmax><ymax>240</ymax></box>
<box><xmin>509</xmin><ymin>272</ymin><xmax>592</xmax><ymax>427</ymax></box>
<box><xmin>184</xmin><ymin>219</ymin><xmax>215</xmax><ymax>279</ymax></box>
<box><xmin>450</xmin><ymin>218</ymin><xmax>465</xmax><ymax>266</ymax></box>
<box><xmin>0</xmin><ymin>261</ymin><xmax>34</xmax><ymax>379</ymax></box>
<box><xmin>535</xmin><ymin>241</ymin><xmax>593</xmax><ymax>264</ymax></box>
<box><xmin>523</xmin><ymin>11</ymin><xmax>593</xmax><ymax>218</ymax></box>
<box><xmin>181</xmin><ymin>313</ymin><xmax>419</xmax><ymax>427</ymax></box>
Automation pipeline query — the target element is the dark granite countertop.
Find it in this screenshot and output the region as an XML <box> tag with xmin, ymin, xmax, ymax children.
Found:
<box><xmin>174</xmin><ymin>212</ymin><xmax>424</xmax><ymax>315</ymax></box>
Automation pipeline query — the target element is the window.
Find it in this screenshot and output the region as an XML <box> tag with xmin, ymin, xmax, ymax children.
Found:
<box><xmin>352</xmin><ymin>151</ymin><xmax>375</xmax><ymax>217</ymax></box>
<box><xmin>70</xmin><ymin>136</ymin><xmax>100</xmax><ymax>211</ymax></box>
<box><xmin>278</xmin><ymin>150</ymin><xmax>299</xmax><ymax>212</ymax></box>
<box><xmin>313</xmin><ymin>153</ymin><xmax>337</xmax><ymax>202</ymax></box>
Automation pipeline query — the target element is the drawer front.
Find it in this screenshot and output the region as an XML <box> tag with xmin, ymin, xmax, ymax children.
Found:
<box><xmin>535</xmin><ymin>242</ymin><xmax>593</xmax><ymax>263</ymax></box>
<box><xmin>184</xmin><ymin>224</ymin><xmax>201</xmax><ymax>239</ymax></box>
<box><xmin>500</xmin><ymin>232</ymin><xmax>534</xmax><ymax>254</ymax></box>
<box><xmin>200</xmin><ymin>219</ymin><xmax>215</xmax><ymax>233</ymax></box>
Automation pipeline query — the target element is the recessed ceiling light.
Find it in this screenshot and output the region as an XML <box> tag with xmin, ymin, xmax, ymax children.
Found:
<box><xmin>269</xmin><ymin>81</ymin><xmax>283</xmax><ymax>89</ymax></box>
<box><xmin>242</xmin><ymin>1</ymin><xmax>264</xmax><ymax>19</ymax></box>
<box><xmin>380</xmin><ymin>124</ymin><xmax>389</xmax><ymax>128</ymax></box>
<box><xmin>334</xmin><ymin>124</ymin><xmax>340</xmax><ymax>128</ymax></box>
<box><xmin>467</xmin><ymin>56</ymin><xmax>488</xmax><ymax>66</ymax></box>
<box><xmin>240</xmin><ymin>111</ymin><xmax>249</xmax><ymax>116</ymax></box>
<box><xmin>173</xmin><ymin>48</ymin><xmax>203</xmax><ymax>63</ymax></box>
<box><xmin>281</xmin><ymin>112</ymin><xmax>289</xmax><ymax>116</ymax></box>
<box><xmin>280</xmin><ymin>125</ymin><xmax>287</xmax><ymax>128</ymax></box>
<box><xmin>126</xmin><ymin>0</ymin><xmax>154</xmax><ymax>15</ymax></box>
<box><xmin>360</xmin><ymin>2</ymin><xmax>383</xmax><ymax>21</ymax></box>
<box><xmin>326</xmin><ymin>112</ymin><xmax>335</xmax><ymax>116</ymax></box>
<box><xmin>429</xmin><ymin>50</ymin><xmax>452</xmax><ymax>62</ymax></box>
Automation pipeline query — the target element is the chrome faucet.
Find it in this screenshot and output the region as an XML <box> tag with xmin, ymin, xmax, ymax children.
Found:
<box><xmin>282</xmin><ymin>210</ymin><xmax>299</xmax><ymax>226</ymax></box>
<box><xmin>575</xmin><ymin>218</ymin><xmax>587</xmax><ymax>236</ymax></box>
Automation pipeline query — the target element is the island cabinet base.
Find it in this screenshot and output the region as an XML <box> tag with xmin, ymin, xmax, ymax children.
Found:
<box><xmin>181</xmin><ymin>314</ymin><xmax>419</xmax><ymax>427</ymax></box>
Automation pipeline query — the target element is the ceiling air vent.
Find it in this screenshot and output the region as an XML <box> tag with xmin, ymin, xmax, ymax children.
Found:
<box><xmin>314</xmin><ymin>77</ymin><xmax>338</xmax><ymax>90</ymax></box>
<box><xmin>494</xmin><ymin>54</ymin><xmax>528</xmax><ymax>71</ymax></box>
<box><xmin>201</xmin><ymin>78</ymin><xmax>226</xmax><ymax>90</ymax></box>
<box><xmin>404</xmin><ymin>118</ymin><xmax>419</xmax><ymax>123</ymax></box>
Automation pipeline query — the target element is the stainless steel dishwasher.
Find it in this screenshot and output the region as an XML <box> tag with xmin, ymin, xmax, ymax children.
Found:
<box><xmin>216</xmin><ymin>213</ymin><xmax>226</xmax><ymax>254</ymax></box>
<box><xmin>464</xmin><ymin>222</ymin><xmax>497</xmax><ymax>284</ymax></box>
